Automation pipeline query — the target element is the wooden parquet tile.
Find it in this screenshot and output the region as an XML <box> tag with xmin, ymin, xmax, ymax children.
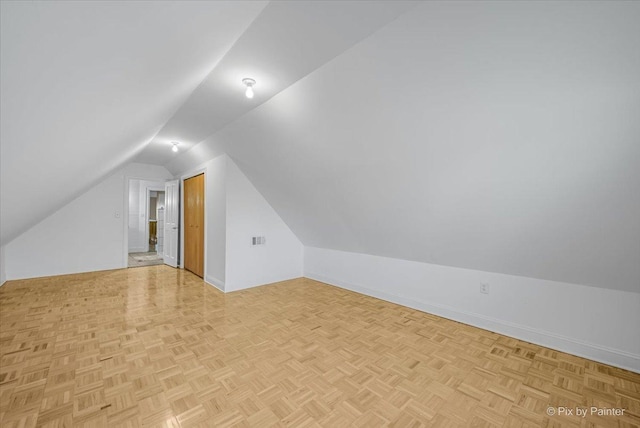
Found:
<box><xmin>1</xmin><ymin>266</ymin><xmax>639</xmax><ymax>427</ymax></box>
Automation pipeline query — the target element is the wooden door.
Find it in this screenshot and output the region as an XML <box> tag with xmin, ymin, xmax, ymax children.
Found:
<box><xmin>184</xmin><ymin>174</ymin><xmax>204</xmax><ymax>277</ymax></box>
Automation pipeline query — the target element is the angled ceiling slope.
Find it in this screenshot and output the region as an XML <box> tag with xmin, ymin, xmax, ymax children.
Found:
<box><xmin>175</xmin><ymin>1</ymin><xmax>640</xmax><ymax>293</ymax></box>
<box><xmin>148</xmin><ymin>0</ymin><xmax>419</xmax><ymax>169</ymax></box>
<box><xmin>0</xmin><ymin>1</ymin><xmax>267</xmax><ymax>245</ymax></box>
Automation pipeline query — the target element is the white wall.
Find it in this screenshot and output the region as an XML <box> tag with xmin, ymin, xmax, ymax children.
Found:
<box><xmin>5</xmin><ymin>162</ymin><xmax>172</xmax><ymax>280</ymax></box>
<box><xmin>204</xmin><ymin>155</ymin><xmax>227</xmax><ymax>289</ymax></box>
<box><xmin>175</xmin><ymin>154</ymin><xmax>302</xmax><ymax>292</ymax></box>
<box><xmin>156</xmin><ymin>192</ymin><xmax>165</xmax><ymax>211</ymax></box>
<box><xmin>206</xmin><ymin>1</ymin><xmax>640</xmax><ymax>295</ymax></box>
<box><xmin>304</xmin><ymin>247</ymin><xmax>640</xmax><ymax>373</ymax></box>
<box><xmin>0</xmin><ymin>245</ymin><xmax>6</xmax><ymax>286</ymax></box>
<box><xmin>224</xmin><ymin>158</ymin><xmax>303</xmax><ymax>291</ymax></box>
<box><xmin>128</xmin><ymin>179</ymin><xmax>143</xmax><ymax>252</ymax></box>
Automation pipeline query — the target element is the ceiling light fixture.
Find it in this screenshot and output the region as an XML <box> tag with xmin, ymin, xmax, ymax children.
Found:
<box><xmin>171</xmin><ymin>142</ymin><xmax>179</xmax><ymax>153</ymax></box>
<box><xmin>242</xmin><ymin>78</ymin><xmax>256</xmax><ymax>99</ymax></box>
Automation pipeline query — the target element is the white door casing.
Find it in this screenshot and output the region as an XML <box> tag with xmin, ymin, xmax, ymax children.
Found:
<box><xmin>164</xmin><ymin>180</ymin><xmax>179</xmax><ymax>267</ymax></box>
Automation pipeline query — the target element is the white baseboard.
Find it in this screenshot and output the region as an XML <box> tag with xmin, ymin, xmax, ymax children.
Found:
<box><xmin>205</xmin><ymin>275</ymin><xmax>225</xmax><ymax>292</ymax></box>
<box><xmin>304</xmin><ymin>270</ymin><xmax>640</xmax><ymax>374</ymax></box>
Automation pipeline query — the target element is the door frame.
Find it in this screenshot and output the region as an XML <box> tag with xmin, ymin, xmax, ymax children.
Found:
<box><xmin>123</xmin><ymin>178</ymin><xmax>133</xmax><ymax>268</ymax></box>
<box><xmin>179</xmin><ymin>169</ymin><xmax>206</xmax><ymax>278</ymax></box>
<box><xmin>145</xmin><ymin>186</ymin><xmax>165</xmax><ymax>253</ymax></box>
<box><xmin>123</xmin><ymin>177</ymin><xmax>169</xmax><ymax>267</ymax></box>
<box><xmin>162</xmin><ymin>179</ymin><xmax>180</xmax><ymax>268</ymax></box>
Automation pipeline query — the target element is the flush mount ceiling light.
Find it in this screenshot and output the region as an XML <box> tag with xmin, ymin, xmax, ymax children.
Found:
<box><xmin>242</xmin><ymin>78</ymin><xmax>256</xmax><ymax>99</ymax></box>
<box><xmin>171</xmin><ymin>142</ymin><xmax>179</xmax><ymax>153</ymax></box>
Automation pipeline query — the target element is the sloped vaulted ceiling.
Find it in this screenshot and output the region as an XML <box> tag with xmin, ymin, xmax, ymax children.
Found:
<box><xmin>166</xmin><ymin>1</ymin><xmax>640</xmax><ymax>293</ymax></box>
<box><xmin>1</xmin><ymin>0</ymin><xmax>416</xmax><ymax>245</ymax></box>
<box><xmin>0</xmin><ymin>0</ymin><xmax>268</xmax><ymax>244</ymax></box>
<box><xmin>2</xmin><ymin>1</ymin><xmax>639</xmax><ymax>294</ymax></box>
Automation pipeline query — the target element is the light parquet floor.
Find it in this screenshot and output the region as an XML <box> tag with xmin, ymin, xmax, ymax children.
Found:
<box><xmin>0</xmin><ymin>266</ymin><xmax>638</xmax><ymax>427</ymax></box>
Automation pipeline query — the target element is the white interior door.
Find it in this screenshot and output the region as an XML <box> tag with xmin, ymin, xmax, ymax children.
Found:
<box><xmin>164</xmin><ymin>180</ymin><xmax>179</xmax><ymax>267</ymax></box>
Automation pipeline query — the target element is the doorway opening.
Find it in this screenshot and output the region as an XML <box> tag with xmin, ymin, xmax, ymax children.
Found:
<box><xmin>127</xmin><ymin>179</ymin><xmax>166</xmax><ymax>268</ymax></box>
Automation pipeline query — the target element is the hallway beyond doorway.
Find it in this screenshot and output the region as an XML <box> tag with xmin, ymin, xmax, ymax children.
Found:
<box><xmin>128</xmin><ymin>251</ymin><xmax>163</xmax><ymax>267</ymax></box>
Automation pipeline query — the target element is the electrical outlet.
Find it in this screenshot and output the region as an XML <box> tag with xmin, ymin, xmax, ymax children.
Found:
<box><xmin>480</xmin><ymin>282</ymin><xmax>490</xmax><ymax>294</ymax></box>
<box><xmin>251</xmin><ymin>236</ymin><xmax>266</xmax><ymax>246</ymax></box>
